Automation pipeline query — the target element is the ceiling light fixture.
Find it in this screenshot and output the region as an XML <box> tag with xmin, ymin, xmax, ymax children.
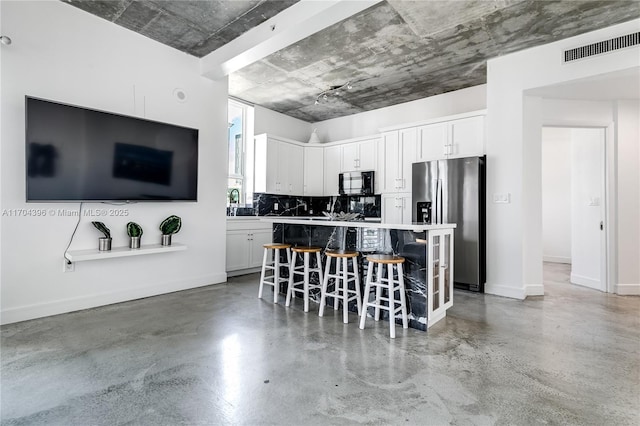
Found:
<box><xmin>314</xmin><ymin>82</ymin><xmax>352</xmax><ymax>105</ymax></box>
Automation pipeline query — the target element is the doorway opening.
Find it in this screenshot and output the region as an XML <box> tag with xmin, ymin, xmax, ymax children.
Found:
<box><xmin>541</xmin><ymin>127</ymin><xmax>608</xmax><ymax>292</ymax></box>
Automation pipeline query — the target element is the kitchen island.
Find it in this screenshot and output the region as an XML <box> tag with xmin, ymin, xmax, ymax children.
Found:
<box><xmin>260</xmin><ymin>217</ymin><xmax>456</xmax><ymax>330</ymax></box>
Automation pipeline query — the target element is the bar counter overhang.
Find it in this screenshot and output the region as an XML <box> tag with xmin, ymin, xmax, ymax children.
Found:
<box><xmin>260</xmin><ymin>217</ymin><xmax>456</xmax><ymax>330</ymax></box>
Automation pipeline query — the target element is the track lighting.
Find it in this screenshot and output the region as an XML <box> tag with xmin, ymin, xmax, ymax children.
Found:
<box><xmin>314</xmin><ymin>81</ymin><xmax>352</xmax><ymax>105</ymax></box>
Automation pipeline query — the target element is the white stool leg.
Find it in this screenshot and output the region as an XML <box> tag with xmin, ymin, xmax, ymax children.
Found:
<box><xmin>398</xmin><ymin>263</ymin><xmax>409</xmax><ymax>329</ymax></box>
<box><xmin>334</xmin><ymin>258</ymin><xmax>341</xmax><ymax>311</ymax></box>
<box><xmin>273</xmin><ymin>248</ymin><xmax>280</xmax><ymax>303</ymax></box>
<box><xmin>319</xmin><ymin>256</ymin><xmax>331</xmax><ymax>317</ymax></box>
<box><xmin>258</xmin><ymin>247</ymin><xmax>268</xmax><ymax>299</ymax></box>
<box><xmin>286</xmin><ymin>252</ymin><xmax>296</xmax><ymax>307</ymax></box>
<box><xmin>303</xmin><ymin>252</ymin><xmax>310</xmax><ymax>313</ymax></box>
<box><xmin>359</xmin><ymin>261</ymin><xmax>374</xmax><ymax>330</ymax></box>
<box><xmin>388</xmin><ymin>264</ymin><xmax>396</xmax><ymax>339</ymax></box>
<box><xmin>316</xmin><ymin>252</ymin><xmax>324</xmax><ymax>289</ymax></box>
<box><xmin>353</xmin><ymin>257</ymin><xmax>362</xmax><ymax>315</ymax></box>
<box><xmin>374</xmin><ymin>263</ymin><xmax>383</xmax><ymax>321</ymax></box>
<box><xmin>340</xmin><ymin>257</ymin><xmax>348</xmax><ymax>323</ymax></box>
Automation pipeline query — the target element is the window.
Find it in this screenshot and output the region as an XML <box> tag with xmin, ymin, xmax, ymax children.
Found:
<box><xmin>227</xmin><ymin>99</ymin><xmax>254</xmax><ymax>206</ymax></box>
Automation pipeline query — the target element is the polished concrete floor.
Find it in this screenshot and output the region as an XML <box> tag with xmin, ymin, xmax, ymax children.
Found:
<box><xmin>1</xmin><ymin>263</ymin><xmax>639</xmax><ymax>425</ymax></box>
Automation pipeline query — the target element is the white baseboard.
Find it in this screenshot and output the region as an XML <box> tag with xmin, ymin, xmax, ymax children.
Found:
<box><xmin>570</xmin><ymin>273</ymin><xmax>600</xmax><ymax>289</ymax></box>
<box><xmin>484</xmin><ymin>284</ymin><xmax>526</xmax><ymax>300</ymax></box>
<box><xmin>525</xmin><ymin>284</ymin><xmax>545</xmax><ymax>296</ymax></box>
<box><xmin>616</xmin><ymin>283</ymin><xmax>640</xmax><ymax>296</ymax></box>
<box><xmin>227</xmin><ymin>267</ymin><xmax>262</xmax><ymax>277</ymax></box>
<box><xmin>0</xmin><ymin>273</ymin><xmax>227</xmax><ymax>325</ymax></box>
<box><xmin>543</xmin><ymin>256</ymin><xmax>571</xmax><ymax>264</ymax></box>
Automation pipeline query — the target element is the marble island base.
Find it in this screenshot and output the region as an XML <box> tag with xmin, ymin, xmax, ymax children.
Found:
<box><xmin>261</xmin><ymin>218</ymin><xmax>455</xmax><ymax>331</ymax></box>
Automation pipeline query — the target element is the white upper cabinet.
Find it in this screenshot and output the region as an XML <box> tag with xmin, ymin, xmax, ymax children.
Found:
<box><xmin>324</xmin><ymin>145</ymin><xmax>342</xmax><ymax>196</ymax></box>
<box><xmin>417</xmin><ymin>122</ymin><xmax>448</xmax><ymax>161</ymax></box>
<box><xmin>450</xmin><ymin>115</ymin><xmax>485</xmax><ymax>158</ymax></box>
<box><xmin>380</xmin><ymin>128</ymin><xmax>416</xmax><ymax>194</ymax></box>
<box><xmin>303</xmin><ymin>146</ymin><xmax>324</xmax><ymax>196</ymax></box>
<box><xmin>341</xmin><ymin>138</ymin><xmax>378</xmax><ymax>171</ymax></box>
<box><xmin>417</xmin><ymin>115</ymin><xmax>485</xmax><ymax>162</ymax></box>
<box><xmin>381</xmin><ymin>193</ymin><xmax>412</xmax><ymax>224</ymax></box>
<box><xmin>285</xmin><ymin>143</ymin><xmax>304</xmax><ymax>195</ymax></box>
<box><xmin>254</xmin><ymin>135</ymin><xmax>304</xmax><ymax>195</ymax></box>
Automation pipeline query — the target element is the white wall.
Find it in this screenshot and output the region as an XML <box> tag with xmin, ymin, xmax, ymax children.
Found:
<box><xmin>541</xmin><ymin>128</ymin><xmax>572</xmax><ymax>264</ymax></box>
<box><xmin>0</xmin><ymin>1</ymin><xmax>229</xmax><ymax>323</ymax></box>
<box><xmin>486</xmin><ymin>18</ymin><xmax>640</xmax><ymax>299</ymax></box>
<box><xmin>570</xmin><ymin>128</ymin><xmax>604</xmax><ymax>289</ymax></box>
<box><xmin>313</xmin><ymin>84</ymin><xmax>486</xmax><ymax>141</ymax></box>
<box><xmin>254</xmin><ymin>105</ymin><xmax>311</xmax><ymax>142</ymax></box>
<box><xmin>616</xmin><ymin>100</ymin><xmax>640</xmax><ymax>293</ymax></box>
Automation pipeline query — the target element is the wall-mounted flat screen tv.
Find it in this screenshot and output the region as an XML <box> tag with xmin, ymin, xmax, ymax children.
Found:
<box><xmin>25</xmin><ymin>96</ymin><xmax>198</xmax><ymax>202</ymax></box>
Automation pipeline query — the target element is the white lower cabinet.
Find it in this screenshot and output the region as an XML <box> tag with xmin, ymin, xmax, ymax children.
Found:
<box><xmin>226</xmin><ymin>220</ymin><xmax>272</xmax><ymax>274</ymax></box>
<box><xmin>381</xmin><ymin>193</ymin><xmax>412</xmax><ymax>224</ymax></box>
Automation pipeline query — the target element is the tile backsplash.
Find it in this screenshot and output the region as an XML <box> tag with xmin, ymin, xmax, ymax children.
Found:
<box><xmin>253</xmin><ymin>193</ymin><xmax>381</xmax><ymax>218</ymax></box>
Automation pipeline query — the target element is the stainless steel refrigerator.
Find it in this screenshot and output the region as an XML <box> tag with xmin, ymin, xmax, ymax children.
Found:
<box><xmin>412</xmin><ymin>156</ymin><xmax>486</xmax><ymax>292</ymax></box>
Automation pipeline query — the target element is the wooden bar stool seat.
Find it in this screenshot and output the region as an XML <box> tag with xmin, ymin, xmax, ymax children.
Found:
<box><xmin>359</xmin><ymin>254</ymin><xmax>409</xmax><ymax>338</ymax></box>
<box><xmin>319</xmin><ymin>250</ymin><xmax>362</xmax><ymax>323</ymax></box>
<box><xmin>258</xmin><ymin>243</ymin><xmax>292</xmax><ymax>304</ymax></box>
<box><xmin>286</xmin><ymin>246</ymin><xmax>324</xmax><ymax>312</ymax></box>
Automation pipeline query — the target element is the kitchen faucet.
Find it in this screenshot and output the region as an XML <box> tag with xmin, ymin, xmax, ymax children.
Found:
<box><xmin>228</xmin><ymin>188</ymin><xmax>240</xmax><ymax>216</ymax></box>
<box><xmin>229</xmin><ymin>188</ymin><xmax>240</xmax><ymax>204</ymax></box>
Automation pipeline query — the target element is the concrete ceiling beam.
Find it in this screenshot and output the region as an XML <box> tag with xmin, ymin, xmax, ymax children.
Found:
<box><xmin>200</xmin><ymin>0</ymin><xmax>382</xmax><ymax>81</ymax></box>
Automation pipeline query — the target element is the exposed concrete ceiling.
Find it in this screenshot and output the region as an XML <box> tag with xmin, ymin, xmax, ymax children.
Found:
<box><xmin>64</xmin><ymin>1</ymin><xmax>640</xmax><ymax>123</ymax></box>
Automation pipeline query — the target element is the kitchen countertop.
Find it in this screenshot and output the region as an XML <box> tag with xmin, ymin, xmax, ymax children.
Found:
<box><xmin>259</xmin><ymin>217</ymin><xmax>456</xmax><ymax>232</ymax></box>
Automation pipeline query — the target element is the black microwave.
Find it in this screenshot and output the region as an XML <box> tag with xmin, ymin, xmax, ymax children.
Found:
<box><xmin>339</xmin><ymin>171</ymin><xmax>375</xmax><ymax>195</ymax></box>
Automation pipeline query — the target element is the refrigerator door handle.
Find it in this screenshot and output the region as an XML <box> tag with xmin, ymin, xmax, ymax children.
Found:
<box><xmin>435</xmin><ymin>178</ymin><xmax>442</xmax><ymax>224</ymax></box>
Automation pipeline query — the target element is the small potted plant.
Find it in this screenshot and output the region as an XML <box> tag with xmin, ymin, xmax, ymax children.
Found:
<box><xmin>127</xmin><ymin>222</ymin><xmax>143</xmax><ymax>249</ymax></box>
<box><xmin>159</xmin><ymin>215</ymin><xmax>181</xmax><ymax>246</ymax></box>
<box><xmin>92</xmin><ymin>221</ymin><xmax>111</xmax><ymax>251</ymax></box>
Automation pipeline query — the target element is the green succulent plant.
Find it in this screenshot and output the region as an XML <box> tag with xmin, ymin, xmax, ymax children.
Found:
<box><xmin>159</xmin><ymin>215</ymin><xmax>181</xmax><ymax>235</ymax></box>
<box><xmin>91</xmin><ymin>221</ymin><xmax>111</xmax><ymax>238</ymax></box>
<box><xmin>126</xmin><ymin>222</ymin><xmax>143</xmax><ymax>238</ymax></box>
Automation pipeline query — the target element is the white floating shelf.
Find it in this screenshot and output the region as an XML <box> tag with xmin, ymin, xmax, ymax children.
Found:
<box><xmin>66</xmin><ymin>243</ymin><xmax>186</xmax><ymax>262</ymax></box>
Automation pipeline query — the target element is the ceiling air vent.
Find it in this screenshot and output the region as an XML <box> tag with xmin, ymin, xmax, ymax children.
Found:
<box><xmin>564</xmin><ymin>32</ymin><xmax>640</xmax><ymax>63</ymax></box>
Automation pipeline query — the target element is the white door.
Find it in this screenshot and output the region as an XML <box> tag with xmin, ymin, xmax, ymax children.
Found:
<box><xmin>570</xmin><ymin>128</ymin><xmax>606</xmax><ymax>291</ymax></box>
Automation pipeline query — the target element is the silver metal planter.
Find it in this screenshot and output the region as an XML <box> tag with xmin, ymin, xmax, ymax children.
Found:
<box><xmin>129</xmin><ymin>236</ymin><xmax>141</xmax><ymax>249</ymax></box>
<box><xmin>98</xmin><ymin>237</ymin><xmax>112</xmax><ymax>251</ymax></box>
<box><xmin>161</xmin><ymin>234</ymin><xmax>172</xmax><ymax>246</ymax></box>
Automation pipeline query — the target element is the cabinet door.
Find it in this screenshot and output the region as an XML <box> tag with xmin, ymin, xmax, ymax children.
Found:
<box><xmin>380</xmin><ymin>131</ymin><xmax>399</xmax><ymax>193</ymax></box>
<box><xmin>342</xmin><ymin>143</ymin><xmax>359</xmax><ymax>171</ymax></box>
<box><xmin>304</xmin><ymin>146</ymin><xmax>324</xmax><ymax>196</ymax></box>
<box><xmin>417</xmin><ymin>123</ymin><xmax>448</xmax><ymax>161</ymax></box>
<box><xmin>398</xmin><ymin>128</ymin><xmax>417</xmax><ymax>192</ymax></box>
<box><xmin>400</xmin><ymin>193</ymin><xmax>412</xmax><ymax>224</ymax></box>
<box><xmin>283</xmin><ymin>143</ymin><xmax>304</xmax><ymax>195</ymax></box>
<box><xmin>226</xmin><ymin>231</ymin><xmax>250</xmax><ymax>271</ymax></box>
<box><xmin>249</xmin><ymin>230</ymin><xmax>272</xmax><ymax>268</ymax></box>
<box><xmin>381</xmin><ymin>193</ymin><xmax>402</xmax><ymax>224</ymax></box>
<box><xmin>450</xmin><ymin>116</ymin><xmax>484</xmax><ymax>158</ymax></box>
<box><xmin>358</xmin><ymin>139</ymin><xmax>378</xmax><ymax>171</ymax></box>
<box><xmin>324</xmin><ymin>145</ymin><xmax>342</xmax><ymax>196</ymax></box>
<box><xmin>265</xmin><ymin>138</ymin><xmax>281</xmax><ymax>193</ymax></box>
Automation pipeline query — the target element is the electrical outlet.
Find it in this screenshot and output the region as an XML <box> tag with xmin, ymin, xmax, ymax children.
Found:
<box><xmin>63</xmin><ymin>260</ymin><xmax>75</xmax><ymax>273</ymax></box>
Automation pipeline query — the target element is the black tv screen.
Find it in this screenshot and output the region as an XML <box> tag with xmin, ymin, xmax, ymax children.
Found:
<box><xmin>25</xmin><ymin>96</ymin><xmax>198</xmax><ymax>202</ymax></box>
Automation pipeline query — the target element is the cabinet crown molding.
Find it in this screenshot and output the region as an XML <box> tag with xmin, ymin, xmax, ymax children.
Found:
<box><xmin>378</xmin><ymin>109</ymin><xmax>487</xmax><ymax>133</ymax></box>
